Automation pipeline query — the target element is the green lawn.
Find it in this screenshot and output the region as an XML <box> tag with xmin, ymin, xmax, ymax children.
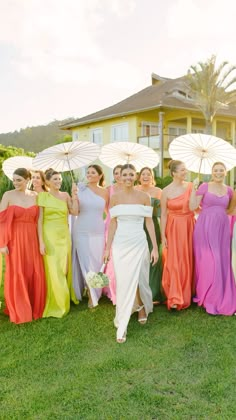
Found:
<box><xmin>0</xmin><ymin>280</ymin><xmax>236</xmax><ymax>419</ymax></box>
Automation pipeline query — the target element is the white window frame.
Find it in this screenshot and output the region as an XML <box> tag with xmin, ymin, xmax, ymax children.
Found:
<box><xmin>111</xmin><ymin>123</ymin><xmax>129</xmax><ymax>142</ymax></box>
<box><xmin>192</xmin><ymin>128</ymin><xmax>204</xmax><ymax>134</ymax></box>
<box><xmin>72</xmin><ymin>130</ymin><xmax>80</xmax><ymax>141</ymax></box>
<box><xmin>168</xmin><ymin>125</ymin><xmax>187</xmax><ymax>144</ymax></box>
<box><xmin>141</xmin><ymin>121</ymin><xmax>159</xmax><ymax>136</ymax></box>
<box><xmin>90</xmin><ymin>128</ymin><xmax>103</xmax><ymax>145</ymax></box>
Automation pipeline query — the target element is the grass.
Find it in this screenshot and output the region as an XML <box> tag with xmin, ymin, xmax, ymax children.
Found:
<box><xmin>0</xmin><ymin>276</ymin><xmax>236</xmax><ymax>419</ymax></box>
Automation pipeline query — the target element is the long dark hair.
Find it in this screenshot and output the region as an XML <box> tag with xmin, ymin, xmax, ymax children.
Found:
<box><xmin>45</xmin><ymin>168</ymin><xmax>60</xmax><ymax>181</ymax></box>
<box><xmin>13</xmin><ymin>168</ymin><xmax>31</xmax><ymax>180</ymax></box>
<box><xmin>113</xmin><ymin>164</ymin><xmax>123</xmax><ymax>175</ymax></box>
<box><xmin>88</xmin><ymin>164</ymin><xmax>105</xmax><ymax>187</ymax></box>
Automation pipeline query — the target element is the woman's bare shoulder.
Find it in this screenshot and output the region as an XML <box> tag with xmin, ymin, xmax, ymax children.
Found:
<box><xmin>3</xmin><ymin>190</ymin><xmax>14</xmax><ymax>196</ymax></box>
<box><xmin>151</xmin><ymin>186</ymin><xmax>162</xmax><ymax>198</ymax></box>
<box><xmin>136</xmin><ymin>189</ymin><xmax>149</xmax><ymax>198</ymax></box>
<box><xmin>59</xmin><ymin>191</ymin><xmax>69</xmax><ymax>198</ymax></box>
<box><xmin>162</xmin><ymin>183</ymin><xmax>172</xmax><ymax>194</ymax></box>
<box><xmin>110</xmin><ymin>191</ymin><xmax>122</xmax><ymax>202</ymax></box>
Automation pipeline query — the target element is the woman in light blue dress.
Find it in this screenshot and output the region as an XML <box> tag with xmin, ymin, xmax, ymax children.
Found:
<box><xmin>72</xmin><ymin>165</ymin><xmax>111</xmax><ymax>307</ymax></box>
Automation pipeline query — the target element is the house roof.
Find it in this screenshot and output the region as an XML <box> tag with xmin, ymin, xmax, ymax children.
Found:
<box><xmin>61</xmin><ymin>74</ymin><xmax>236</xmax><ymax>129</ymax></box>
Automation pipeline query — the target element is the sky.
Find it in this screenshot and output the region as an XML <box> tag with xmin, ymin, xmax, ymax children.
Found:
<box><xmin>1</xmin><ymin>0</ymin><xmax>236</xmax><ymax>133</ymax></box>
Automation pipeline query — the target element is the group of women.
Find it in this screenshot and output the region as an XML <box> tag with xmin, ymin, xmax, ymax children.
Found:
<box><xmin>0</xmin><ymin>159</ymin><xmax>236</xmax><ymax>343</ymax></box>
<box><xmin>161</xmin><ymin>160</ymin><xmax>236</xmax><ymax>317</ymax></box>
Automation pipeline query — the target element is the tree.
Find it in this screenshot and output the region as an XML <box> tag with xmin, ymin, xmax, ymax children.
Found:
<box><xmin>0</xmin><ymin>144</ymin><xmax>34</xmax><ymax>173</ymax></box>
<box><xmin>56</xmin><ymin>134</ymin><xmax>72</xmax><ymax>144</ymax></box>
<box><xmin>188</xmin><ymin>55</ymin><xmax>236</xmax><ymax>133</ymax></box>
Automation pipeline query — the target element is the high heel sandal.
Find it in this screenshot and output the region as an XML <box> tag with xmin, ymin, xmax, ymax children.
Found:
<box><xmin>116</xmin><ymin>331</ymin><xmax>127</xmax><ymax>344</ymax></box>
<box><xmin>137</xmin><ymin>305</ymin><xmax>147</xmax><ymax>325</ymax></box>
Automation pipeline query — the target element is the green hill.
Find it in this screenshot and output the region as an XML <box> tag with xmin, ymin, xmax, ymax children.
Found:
<box><xmin>0</xmin><ymin>119</ymin><xmax>74</xmax><ymax>153</ymax></box>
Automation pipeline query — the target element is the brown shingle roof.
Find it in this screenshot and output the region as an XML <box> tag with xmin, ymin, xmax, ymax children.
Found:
<box><xmin>61</xmin><ymin>75</ymin><xmax>236</xmax><ymax>129</ymax></box>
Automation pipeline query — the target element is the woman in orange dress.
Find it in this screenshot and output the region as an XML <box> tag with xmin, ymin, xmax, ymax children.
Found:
<box><xmin>161</xmin><ymin>160</ymin><xmax>195</xmax><ymax>310</ymax></box>
<box><xmin>0</xmin><ymin>168</ymin><xmax>46</xmax><ymax>324</ymax></box>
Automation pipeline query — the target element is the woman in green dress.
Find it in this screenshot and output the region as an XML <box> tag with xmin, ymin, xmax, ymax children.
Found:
<box><xmin>136</xmin><ymin>167</ymin><xmax>164</xmax><ymax>303</ymax></box>
<box><xmin>37</xmin><ymin>169</ymin><xmax>79</xmax><ymax>318</ymax></box>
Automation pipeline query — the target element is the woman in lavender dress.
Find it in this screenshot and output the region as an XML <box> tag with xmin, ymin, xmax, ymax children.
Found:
<box><xmin>72</xmin><ymin>165</ymin><xmax>111</xmax><ymax>308</ymax></box>
<box><xmin>189</xmin><ymin>162</ymin><xmax>236</xmax><ymax>315</ymax></box>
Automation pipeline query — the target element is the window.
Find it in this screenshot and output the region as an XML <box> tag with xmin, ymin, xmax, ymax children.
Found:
<box><xmin>111</xmin><ymin>123</ymin><xmax>128</xmax><ymax>142</ymax></box>
<box><xmin>139</xmin><ymin>136</ymin><xmax>160</xmax><ymax>149</ymax></box>
<box><xmin>141</xmin><ymin>122</ymin><xmax>159</xmax><ymax>136</ymax></box>
<box><xmin>72</xmin><ymin>131</ymin><xmax>80</xmax><ymax>141</ymax></box>
<box><xmin>168</xmin><ymin>126</ymin><xmax>187</xmax><ymax>144</ymax></box>
<box><xmin>90</xmin><ymin>128</ymin><xmax>103</xmax><ymax>145</ymax></box>
<box><xmin>192</xmin><ymin>128</ymin><xmax>204</xmax><ymax>134</ymax></box>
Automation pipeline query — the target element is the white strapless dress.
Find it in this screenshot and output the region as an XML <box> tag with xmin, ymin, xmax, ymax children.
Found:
<box><xmin>110</xmin><ymin>204</ymin><xmax>153</xmax><ymax>340</ymax></box>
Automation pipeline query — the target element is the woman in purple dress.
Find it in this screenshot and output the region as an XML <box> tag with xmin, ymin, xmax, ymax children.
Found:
<box><xmin>189</xmin><ymin>162</ymin><xmax>236</xmax><ymax>315</ymax></box>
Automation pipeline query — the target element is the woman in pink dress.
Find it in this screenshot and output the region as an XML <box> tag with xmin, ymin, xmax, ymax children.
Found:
<box><xmin>104</xmin><ymin>165</ymin><xmax>123</xmax><ymax>304</ymax></box>
<box><xmin>189</xmin><ymin>162</ymin><xmax>236</xmax><ymax>315</ymax></box>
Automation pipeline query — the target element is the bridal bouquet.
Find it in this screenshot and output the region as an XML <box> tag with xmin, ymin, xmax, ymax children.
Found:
<box><xmin>85</xmin><ymin>264</ymin><xmax>109</xmax><ymax>288</ymax></box>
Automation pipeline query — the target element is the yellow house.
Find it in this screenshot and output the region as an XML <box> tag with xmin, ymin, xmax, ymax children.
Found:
<box><xmin>61</xmin><ymin>73</ymin><xmax>236</xmax><ymax>185</ymax></box>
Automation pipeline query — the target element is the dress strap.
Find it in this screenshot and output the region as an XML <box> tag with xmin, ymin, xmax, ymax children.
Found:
<box><xmin>182</xmin><ymin>183</ymin><xmax>193</xmax><ymax>214</ymax></box>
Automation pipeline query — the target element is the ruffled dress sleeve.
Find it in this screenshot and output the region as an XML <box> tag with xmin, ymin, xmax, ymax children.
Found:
<box><xmin>37</xmin><ymin>192</ymin><xmax>49</xmax><ymax>207</ymax></box>
<box><xmin>196</xmin><ymin>182</ymin><xmax>208</xmax><ymax>196</ymax></box>
<box><xmin>110</xmin><ymin>204</ymin><xmax>153</xmax><ymax>219</ymax></box>
<box><xmin>0</xmin><ymin>207</ymin><xmax>15</xmax><ymax>247</ymax></box>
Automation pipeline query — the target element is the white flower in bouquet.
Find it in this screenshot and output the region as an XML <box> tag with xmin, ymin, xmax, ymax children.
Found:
<box><xmin>86</xmin><ymin>270</ymin><xmax>109</xmax><ymax>288</ymax></box>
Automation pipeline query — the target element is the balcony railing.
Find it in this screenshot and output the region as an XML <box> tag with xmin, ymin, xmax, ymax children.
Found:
<box><xmin>138</xmin><ymin>135</ymin><xmax>160</xmax><ymax>149</ymax></box>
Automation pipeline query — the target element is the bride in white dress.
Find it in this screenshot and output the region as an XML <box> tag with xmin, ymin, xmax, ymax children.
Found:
<box><xmin>104</xmin><ymin>164</ymin><xmax>158</xmax><ymax>343</ymax></box>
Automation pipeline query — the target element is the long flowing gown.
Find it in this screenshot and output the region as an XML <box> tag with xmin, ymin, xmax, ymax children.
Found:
<box><xmin>110</xmin><ymin>204</ymin><xmax>153</xmax><ymax>341</ymax></box>
<box><xmin>144</xmin><ymin>197</ymin><xmax>164</xmax><ymax>302</ymax></box>
<box><xmin>230</xmin><ymin>215</ymin><xmax>236</xmax><ymax>279</ymax></box>
<box><xmin>104</xmin><ymin>184</ymin><xmax>116</xmax><ymax>304</ymax></box>
<box><xmin>162</xmin><ymin>183</ymin><xmax>195</xmax><ymax>310</ymax></box>
<box><xmin>37</xmin><ymin>193</ymin><xmax>78</xmax><ymax>318</ymax></box>
<box><xmin>72</xmin><ymin>183</ymin><xmax>111</xmax><ymax>306</ymax></box>
<box><xmin>0</xmin><ymin>205</ymin><xmax>46</xmax><ymax>324</ymax></box>
<box><xmin>0</xmin><ymin>253</ymin><xmax>2</xmax><ymax>287</ymax></box>
<box><xmin>193</xmin><ymin>183</ymin><xmax>236</xmax><ymax>315</ymax></box>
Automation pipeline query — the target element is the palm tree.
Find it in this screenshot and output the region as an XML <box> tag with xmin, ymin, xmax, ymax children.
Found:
<box><xmin>188</xmin><ymin>55</ymin><xmax>236</xmax><ymax>133</ymax></box>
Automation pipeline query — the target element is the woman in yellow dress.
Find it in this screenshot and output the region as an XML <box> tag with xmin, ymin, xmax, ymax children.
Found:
<box><xmin>37</xmin><ymin>169</ymin><xmax>79</xmax><ymax>318</ymax></box>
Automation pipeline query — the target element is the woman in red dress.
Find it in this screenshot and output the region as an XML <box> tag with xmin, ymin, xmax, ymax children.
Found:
<box><xmin>0</xmin><ymin>168</ymin><xmax>46</xmax><ymax>324</ymax></box>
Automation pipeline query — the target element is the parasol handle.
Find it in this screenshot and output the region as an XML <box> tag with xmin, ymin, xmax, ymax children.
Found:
<box><xmin>198</xmin><ymin>157</ymin><xmax>203</xmax><ymax>179</ymax></box>
<box><xmin>198</xmin><ymin>150</ymin><xmax>207</xmax><ymax>178</ymax></box>
<box><xmin>66</xmin><ymin>155</ymin><xmax>75</xmax><ymax>183</ymax></box>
